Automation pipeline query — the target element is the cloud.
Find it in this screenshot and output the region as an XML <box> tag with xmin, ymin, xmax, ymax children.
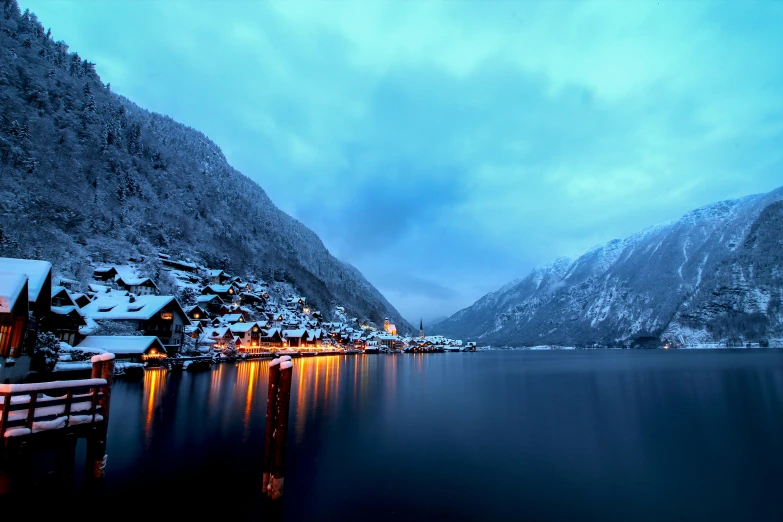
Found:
<box><xmin>22</xmin><ymin>0</ymin><xmax>783</xmax><ymax>322</ymax></box>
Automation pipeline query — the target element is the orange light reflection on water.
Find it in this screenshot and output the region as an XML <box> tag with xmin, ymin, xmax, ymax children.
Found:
<box><xmin>242</xmin><ymin>360</ymin><xmax>260</xmax><ymax>440</ymax></box>
<box><xmin>143</xmin><ymin>368</ymin><xmax>167</xmax><ymax>446</ymax></box>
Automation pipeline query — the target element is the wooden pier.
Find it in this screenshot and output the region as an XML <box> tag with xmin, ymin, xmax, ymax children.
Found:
<box><xmin>0</xmin><ymin>354</ymin><xmax>115</xmax><ymax>493</ymax></box>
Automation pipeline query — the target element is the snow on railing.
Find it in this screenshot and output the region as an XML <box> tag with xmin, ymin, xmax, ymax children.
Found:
<box><xmin>0</xmin><ymin>378</ymin><xmax>108</xmax><ymax>438</ymax></box>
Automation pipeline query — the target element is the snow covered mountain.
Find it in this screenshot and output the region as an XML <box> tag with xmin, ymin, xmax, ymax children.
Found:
<box><xmin>433</xmin><ymin>186</ymin><xmax>783</xmax><ymax>347</ymax></box>
<box><xmin>0</xmin><ymin>2</ymin><xmax>411</xmax><ymax>331</ymax></box>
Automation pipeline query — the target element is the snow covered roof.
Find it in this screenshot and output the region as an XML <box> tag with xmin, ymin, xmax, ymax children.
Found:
<box><xmin>69</xmin><ymin>292</ymin><xmax>89</xmax><ymax>304</ymax></box>
<box><xmin>0</xmin><ymin>257</ymin><xmax>51</xmax><ymax>303</ymax></box>
<box><xmin>87</xmin><ymin>284</ymin><xmax>128</xmax><ymax>296</ymax></box>
<box><xmin>117</xmin><ymin>276</ymin><xmax>158</xmax><ymax>288</ymax></box>
<box><xmin>204</xmin><ymin>326</ymin><xmax>233</xmax><ymax>337</ymax></box>
<box><xmin>206</xmin><ymin>284</ymin><xmax>233</xmax><ymax>293</ymax></box>
<box><xmin>208</xmin><ymin>269</ymin><xmax>224</xmax><ymax>277</ymax></box>
<box><xmin>229</xmin><ymin>322</ymin><xmax>261</xmax><ymax>333</ymax></box>
<box><xmin>221</xmin><ymin>314</ymin><xmax>243</xmax><ymax>323</ymax></box>
<box><xmin>170</xmin><ymin>259</ymin><xmax>197</xmax><ymax>269</ymax></box>
<box><xmin>79</xmin><ymin>317</ymin><xmax>100</xmax><ymax>336</ymax></box>
<box><xmin>112</xmin><ymin>265</ymin><xmax>138</xmax><ymax>281</ymax></box>
<box><xmin>0</xmin><ymin>271</ymin><xmax>28</xmax><ymax>313</ymax></box>
<box><xmin>51</xmin><ymin>305</ymin><xmax>81</xmax><ymax>316</ymax></box>
<box><xmin>77</xmin><ymin>336</ymin><xmax>165</xmax><ymax>355</ymax></box>
<box><xmin>197</xmin><ymin>294</ymin><xmax>223</xmax><ymax>303</ymax></box>
<box><xmin>81</xmin><ymin>295</ymin><xmax>183</xmax><ymax>321</ymax></box>
<box><xmin>283</xmin><ymin>329</ymin><xmax>308</xmax><ymax>338</ymax></box>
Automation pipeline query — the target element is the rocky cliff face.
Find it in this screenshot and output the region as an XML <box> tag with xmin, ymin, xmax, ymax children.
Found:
<box><xmin>0</xmin><ymin>1</ymin><xmax>411</xmax><ymax>331</ymax></box>
<box><xmin>433</xmin><ymin>187</ymin><xmax>783</xmax><ymax>347</ymax></box>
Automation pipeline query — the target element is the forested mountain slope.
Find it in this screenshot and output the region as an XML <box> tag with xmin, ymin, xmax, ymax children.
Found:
<box><xmin>0</xmin><ymin>0</ymin><xmax>410</xmax><ymax>330</ymax></box>
<box><xmin>433</xmin><ymin>187</ymin><xmax>783</xmax><ymax>347</ymax></box>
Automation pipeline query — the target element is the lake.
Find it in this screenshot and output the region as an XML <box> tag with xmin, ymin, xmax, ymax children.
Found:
<box><xmin>42</xmin><ymin>350</ymin><xmax>783</xmax><ymax>520</ymax></box>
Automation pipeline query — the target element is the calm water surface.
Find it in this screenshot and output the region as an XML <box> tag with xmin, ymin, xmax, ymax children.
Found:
<box><xmin>74</xmin><ymin>351</ymin><xmax>783</xmax><ymax>520</ymax></box>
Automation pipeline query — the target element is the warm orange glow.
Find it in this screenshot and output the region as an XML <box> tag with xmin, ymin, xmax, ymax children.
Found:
<box><xmin>160</xmin><ymin>312</ymin><xmax>173</xmax><ymax>320</ymax></box>
<box><xmin>193</xmin><ymin>313</ymin><xmax>200</xmax><ymax>319</ymax></box>
<box><xmin>142</xmin><ymin>349</ymin><xmax>166</xmax><ymax>361</ymax></box>
<box><xmin>243</xmin><ymin>360</ymin><xmax>259</xmax><ymax>440</ymax></box>
<box><xmin>143</xmin><ymin>368</ymin><xmax>167</xmax><ymax>447</ymax></box>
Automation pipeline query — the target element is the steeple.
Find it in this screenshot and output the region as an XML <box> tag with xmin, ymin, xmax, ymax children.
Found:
<box><xmin>419</xmin><ymin>318</ymin><xmax>424</xmax><ymax>338</ymax></box>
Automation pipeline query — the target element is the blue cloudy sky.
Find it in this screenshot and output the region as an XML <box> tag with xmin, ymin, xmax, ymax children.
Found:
<box><xmin>22</xmin><ymin>0</ymin><xmax>783</xmax><ymax>324</ymax></box>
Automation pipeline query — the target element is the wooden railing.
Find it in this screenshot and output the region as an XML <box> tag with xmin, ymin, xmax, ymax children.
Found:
<box><xmin>0</xmin><ymin>354</ymin><xmax>115</xmax><ymax>493</ymax></box>
<box><xmin>0</xmin><ymin>378</ymin><xmax>107</xmax><ymax>439</ymax></box>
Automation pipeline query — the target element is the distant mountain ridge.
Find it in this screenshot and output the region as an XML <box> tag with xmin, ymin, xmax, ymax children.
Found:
<box><xmin>433</xmin><ymin>186</ymin><xmax>783</xmax><ymax>347</ymax></box>
<box><xmin>0</xmin><ymin>1</ymin><xmax>411</xmax><ymax>331</ymax></box>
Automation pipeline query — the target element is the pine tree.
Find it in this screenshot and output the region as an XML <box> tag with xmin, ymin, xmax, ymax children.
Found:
<box><xmin>82</xmin><ymin>83</ymin><xmax>96</xmax><ymax>113</ymax></box>
<box><xmin>32</xmin><ymin>331</ymin><xmax>61</xmax><ymax>372</ymax></box>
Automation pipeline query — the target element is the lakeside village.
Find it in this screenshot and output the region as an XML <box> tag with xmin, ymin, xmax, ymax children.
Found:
<box><xmin>0</xmin><ymin>254</ymin><xmax>475</xmax><ymax>384</ymax></box>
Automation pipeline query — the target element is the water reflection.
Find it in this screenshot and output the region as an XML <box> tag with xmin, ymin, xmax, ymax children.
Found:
<box><xmin>98</xmin><ymin>351</ymin><xmax>783</xmax><ymax>521</ymax></box>
<box><xmin>142</xmin><ymin>367</ymin><xmax>167</xmax><ymax>446</ymax></box>
<box><xmin>241</xmin><ymin>360</ymin><xmax>261</xmax><ymax>441</ymax></box>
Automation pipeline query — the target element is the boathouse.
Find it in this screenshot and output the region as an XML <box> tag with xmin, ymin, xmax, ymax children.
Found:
<box><xmin>76</xmin><ymin>336</ymin><xmax>167</xmax><ymax>363</ymax></box>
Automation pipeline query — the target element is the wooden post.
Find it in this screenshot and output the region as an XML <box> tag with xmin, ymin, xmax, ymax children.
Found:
<box><xmin>84</xmin><ymin>354</ymin><xmax>115</xmax><ymax>483</ymax></box>
<box><xmin>262</xmin><ymin>358</ymin><xmax>281</xmax><ymax>495</ymax></box>
<box><xmin>268</xmin><ymin>359</ymin><xmax>293</xmax><ymax>500</ymax></box>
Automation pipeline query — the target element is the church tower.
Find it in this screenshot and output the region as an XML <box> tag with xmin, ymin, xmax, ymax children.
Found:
<box><xmin>419</xmin><ymin>318</ymin><xmax>424</xmax><ymax>338</ymax></box>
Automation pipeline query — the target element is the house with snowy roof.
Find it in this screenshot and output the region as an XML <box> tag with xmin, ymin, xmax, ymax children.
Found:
<box><xmin>116</xmin><ymin>275</ymin><xmax>158</xmax><ymax>296</ymax></box>
<box><xmin>77</xmin><ymin>336</ymin><xmax>167</xmax><ymax>363</ymax></box>
<box><xmin>185</xmin><ymin>304</ymin><xmax>209</xmax><ymax>323</ymax></box>
<box><xmin>286</xmin><ymin>297</ymin><xmax>306</xmax><ymax>311</ymax></box>
<box><xmin>80</xmin><ymin>295</ymin><xmax>188</xmax><ymax>353</ymax></box>
<box><xmin>87</xmin><ymin>284</ymin><xmax>128</xmax><ymax>298</ymax></box>
<box><xmin>96</xmin><ymin>265</ymin><xmax>159</xmax><ymax>296</ymax></box>
<box><xmin>158</xmin><ymin>256</ymin><xmax>198</xmax><ymax>273</ymax></box>
<box><xmin>202</xmin><ymin>326</ymin><xmax>234</xmax><ymax>348</ymax></box>
<box><xmin>221</xmin><ymin>313</ymin><xmax>245</xmax><ymax>324</ymax></box>
<box><xmin>230</xmin><ymin>322</ymin><xmax>265</xmax><ymax>351</ymax></box>
<box><xmin>0</xmin><ymin>257</ymin><xmax>52</xmax><ymax>323</ymax></box>
<box><xmin>49</xmin><ymin>286</ymin><xmax>87</xmax><ymax>346</ymax></box>
<box><xmin>305</xmin><ymin>328</ymin><xmax>325</xmax><ymax>346</ymax></box>
<box><xmin>92</xmin><ymin>265</ymin><xmax>118</xmax><ymax>281</ymax></box>
<box><xmin>201</xmin><ymin>284</ymin><xmax>237</xmax><ymax>300</ymax></box>
<box><xmin>196</xmin><ymin>293</ymin><xmax>224</xmax><ymax>315</ymax></box>
<box><xmin>239</xmin><ymin>291</ymin><xmax>266</xmax><ymax>308</ymax></box>
<box><xmin>207</xmin><ymin>269</ymin><xmax>230</xmax><ymax>284</ymax></box>
<box><xmin>185</xmin><ymin>323</ymin><xmax>202</xmax><ymax>339</ymax></box>
<box><xmin>261</xmin><ymin>328</ymin><xmax>283</xmax><ymax>347</ymax></box>
<box><xmin>282</xmin><ymin>329</ymin><xmax>309</xmax><ymax>348</ymax></box>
